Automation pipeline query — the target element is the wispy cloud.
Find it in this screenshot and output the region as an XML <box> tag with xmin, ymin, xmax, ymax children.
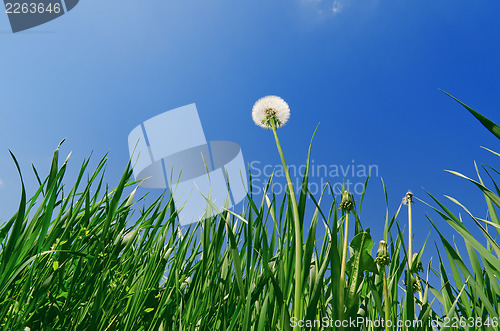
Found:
<box><xmin>305</xmin><ymin>0</ymin><xmax>345</xmax><ymax>16</ymax></box>
<box><xmin>332</xmin><ymin>1</ymin><xmax>343</xmax><ymax>14</ymax></box>
<box><xmin>0</xmin><ymin>179</ymin><xmax>3</xmax><ymax>188</ymax></box>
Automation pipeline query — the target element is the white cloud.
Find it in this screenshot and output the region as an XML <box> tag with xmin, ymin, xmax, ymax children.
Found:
<box><xmin>305</xmin><ymin>0</ymin><xmax>344</xmax><ymax>16</ymax></box>
<box><xmin>332</xmin><ymin>1</ymin><xmax>343</xmax><ymax>14</ymax></box>
<box><xmin>0</xmin><ymin>179</ymin><xmax>3</xmax><ymax>188</ymax></box>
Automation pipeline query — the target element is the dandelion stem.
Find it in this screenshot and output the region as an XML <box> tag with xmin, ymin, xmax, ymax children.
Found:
<box><xmin>406</xmin><ymin>191</ymin><xmax>415</xmax><ymax>324</ymax></box>
<box><xmin>382</xmin><ymin>268</ymin><xmax>391</xmax><ymax>331</ymax></box>
<box><xmin>270</xmin><ymin>121</ymin><xmax>303</xmax><ymax>325</ymax></box>
<box><xmin>408</xmin><ymin>199</ymin><xmax>413</xmax><ymax>271</ymax></box>
<box><xmin>339</xmin><ymin>212</ymin><xmax>350</xmax><ymax>326</ymax></box>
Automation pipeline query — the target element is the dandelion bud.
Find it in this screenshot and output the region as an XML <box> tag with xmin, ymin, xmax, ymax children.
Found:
<box><xmin>340</xmin><ymin>190</ymin><xmax>354</xmax><ymax>212</ymax></box>
<box><xmin>375</xmin><ymin>240</ymin><xmax>391</xmax><ymax>267</ymax></box>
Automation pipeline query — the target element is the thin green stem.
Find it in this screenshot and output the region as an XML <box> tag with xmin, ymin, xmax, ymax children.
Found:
<box><xmin>407</xmin><ymin>197</ymin><xmax>414</xmax><ymax>326</ymax></box>
<box><xmin>339</xmin><ymin>212</ymin><xmax>350</xmax><ymax>326</ymax></box>
<box><xmin>382</xmin><ymin>268</ymin><xmax>391</xmax><ymax>331</ymax></box>
<box><xmin>270</xmin><ymin>122</ymin><xmax>303</xmax><ymax>326</ymax></box>
<box><xmin>408</xmin><ymin>201</ymin><xmax>413</xmax><ymax>271</ymax></box>
<box><xmin>408</xmin><ymin>199</ymin><xmax>422</xmax><ymax>309</ymax></box>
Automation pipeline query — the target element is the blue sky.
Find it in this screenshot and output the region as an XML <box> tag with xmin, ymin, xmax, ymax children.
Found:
<box><xmin>1</xmin><ymin>0</ymin><xmax>500</xmax><ymax>299</ymax></box>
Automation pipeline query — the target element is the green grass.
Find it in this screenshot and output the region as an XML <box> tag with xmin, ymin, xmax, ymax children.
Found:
<box><xmin>1</xmin><ymin>94</ymin><xmax>500</xmax><ymax>330</ymax></box>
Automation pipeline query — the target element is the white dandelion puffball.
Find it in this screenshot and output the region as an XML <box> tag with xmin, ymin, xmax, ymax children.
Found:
<box><xmin>252</xmin><ymin>95</ymin><xmax>290</xmax><ymax>129</ymax></box>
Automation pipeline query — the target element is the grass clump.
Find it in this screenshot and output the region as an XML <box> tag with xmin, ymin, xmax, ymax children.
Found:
<box><xmin>0</xmin><ymin>93</ymin><xmax>499</xmax><ymax>330</ymax></box>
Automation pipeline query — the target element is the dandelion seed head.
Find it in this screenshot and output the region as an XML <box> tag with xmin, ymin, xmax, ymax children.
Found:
<box><xmin>252</xmin><ymin>95</ymin><xmax>290</xmax><ymax>129</ymax></box>
<box><xmin>402</xmin><ymin>190</ymin><xmax>413</xmax><ymax>205</ymax></box>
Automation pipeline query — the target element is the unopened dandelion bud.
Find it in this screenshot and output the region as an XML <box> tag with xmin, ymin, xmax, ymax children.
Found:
<box><xmin>340</xmin><ymin>190</ymin><xmax>354</xmax><ymax>212</ymax></box>
<box><xmin>375</xmin><ymin>240</ymin><xmax>391</xmax><ymax>267</ymax></box>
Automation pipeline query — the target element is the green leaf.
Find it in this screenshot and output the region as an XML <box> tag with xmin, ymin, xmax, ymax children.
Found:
<box><xmin>442</xmin><ymin>90</ymin><xmax>500</xmax><ymax>140</ymax></box>
<box><xmin>345</xmin><ymin>230</ymin><xmax>377</xmax><ymax>309</ymax></box>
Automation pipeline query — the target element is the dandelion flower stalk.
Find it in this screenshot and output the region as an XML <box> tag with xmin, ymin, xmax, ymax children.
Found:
<box><xmin>376</xmin><ymin>240</ymin><xmax>391</xmax><ymax>331</ymax></box>
<box><xmin>252</xmin><ymin>96</ymin><xmax>303</xmax><ymax>324</ymax></box>
<box><xmin>403</xmin><ymin>191</ymin><xmax>415</xmax><ymax>322</ymax></box>
<box><xmin>270</xmin><ymin>116</ymin><xmax>303</xmax><ymax>325</ymax></box>
<box><xmin>405</xmin><ymin>191</ymin><xmax>413</xmax><ymax>271</ymax></box>
<box><xmin>339</xmin><ymin>190</ymin><xmax>354</xmax><ymax>326</ymax></box>
<box><xmin>382</xmin><ymin>266</ymin><xmax>391</xmax><ymax>331</ymax></box>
